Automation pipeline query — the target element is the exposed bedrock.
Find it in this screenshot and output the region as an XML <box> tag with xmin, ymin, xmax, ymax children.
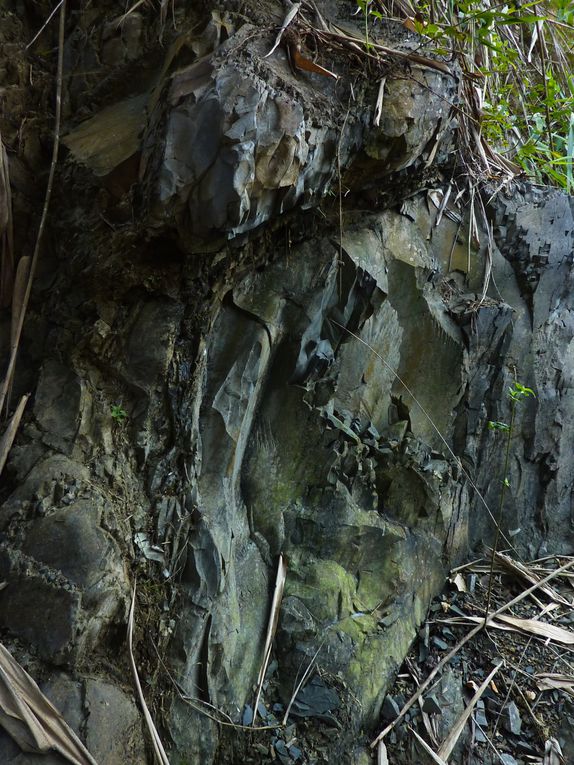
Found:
<box><xmin>1</xmin><ymin>2</ymin><xmax>574</xmax><ymax>764</ymax></box>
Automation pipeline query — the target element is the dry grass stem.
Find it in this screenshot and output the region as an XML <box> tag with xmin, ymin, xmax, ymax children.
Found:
<box><xmin>407</xmin><ymin>725</ymin><xmax>448</xmax><ymax>764</ymax></box>
<box><xmin>0</xmin><ymin>395</ymin><xmax>29</xmax><ymax>476</ymax></box>
<box><xmin>128</xmin><ymin>585</ymin><xmax>170</xmax><ymax>765</ymax></box>
<box><xmin>253</xmin><ymin>554</ymin><xmax>287</xmax><ymax>726</ymax></box>
<box><xmin>371</xmin><ymin>557</ymin><xmax>574</xmax><ymax>747</ymax></box>
<box><xmin>437</xmin><ymin>660</ymin><xmax>502</xmax><ymax>760</ymax></box>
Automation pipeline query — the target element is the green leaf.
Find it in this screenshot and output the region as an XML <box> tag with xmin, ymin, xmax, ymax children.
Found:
<box><xmin>111</xmin><ymin>404</ymin><xmax>128</xmax><ymax>422</ymax></box>
<box><xmin>488</xmin><ymin>420</ymin><xmax>510</xmax><ymax>432</ymax></box>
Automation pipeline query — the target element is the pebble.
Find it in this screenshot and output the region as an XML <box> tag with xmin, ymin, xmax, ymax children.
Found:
<box><xmin>422</xmin><ymin>694</ymin><xmax>442</xmax><ymax>715</ymax></box>
<box><xmin>502</xmin><ymin>701</ymin><xmax>522</xmax><ymax>735</ymax></box>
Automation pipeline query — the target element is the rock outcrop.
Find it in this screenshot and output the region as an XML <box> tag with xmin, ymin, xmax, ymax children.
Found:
<box><xmin>1</xmin><ymin>1</ymin><xmax>573</xmax><ymax>764</ymax></box>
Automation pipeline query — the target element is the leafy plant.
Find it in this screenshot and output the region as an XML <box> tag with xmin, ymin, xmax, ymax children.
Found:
<box><xmin>355</xmin><ymin>0</ymin><xmax>383</xmax><ymax>49</ymax></box>
<box><xmin>355</xmin><ymin>0</ymin><xmax>574</xmax><ymax>190</ymax></box>
<box><xmin>111</xmin><ymin>404</ymin><xmax>128</xmax><ymax>422</ymax></box>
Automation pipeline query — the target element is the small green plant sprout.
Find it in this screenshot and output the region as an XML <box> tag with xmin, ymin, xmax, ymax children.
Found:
<box><xmin>508</xmin><ymin>381</ymin><xmax>535</xmax><ymax>403</ymax></box>
<box><xmin>487</xmin><ymin>383</ymin><xmax>535</xmax><ymax>432</ymax></box>
<box><xmin>111</xmin><ymin>404</ymin><xmax>128</xmax><ymax>422</ymax></box>
<box><xmin>485</xmin><ymin>378</ymin><xmax>535</xmax><ymax>616</ymax></box>
<box><xmin>487</xmin><ymin>420</ymin><xmax>510</xmax><ymax>432</ymax></box>
<box><xmin>355</xmin><ymin>0</ymin><xmax>383</xmax><ymax>50</ymax></box>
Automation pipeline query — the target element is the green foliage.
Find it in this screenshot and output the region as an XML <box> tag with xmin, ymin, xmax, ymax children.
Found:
<box><xmin>488</xmin><ymin>382</ymin><xmax>535</xmax><ymax>437</ymax></box>
<box><xmin>356</xmin><ymin>0</ymin><xmax>383</xmax><ymax>48</ymax></box>
<box><xmin>111</xmin><ymin>404</ymin><xmax>128</xmax><ymax>422</ymax></box>
<box><xmin>484</xmin><ymin>378</ymin><xmax>535</xmax><ymax>611</ymax></box>
<box><xmin>487</xmin><ymin>420</ymin><xmax>510</xmax><ymax>432</ymax></box>
<box><xmin>507</xmin><ymin>381</ymin><xmax>535</xmax><ymax>402</ymax></box>
<box><xmin>356</xmin><ymin>0</ymin><xmax>574</xmax><ymax>189</ymax></box>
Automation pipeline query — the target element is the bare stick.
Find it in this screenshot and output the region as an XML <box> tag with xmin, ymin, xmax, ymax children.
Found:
<box><xmin>128</xmin><ymin>584</ymin><xmax>171</xmax><ymax>765</ymax></box>
<box><xmin>282</xmin><ymin>642</ymin><xmax>324</xmax><ymax>726</ymax></box>
<box><xmin>0</xmin><ymin>1</ymin><xmax>65</xmax><ymax>415</ymax></box>
<box><xmin>437</xmin><ymin>660</ymin><xmax>502</xmax><ymax>759</ymax></box>
<box><xmin>26</xmin><ymin>0</ymin><xmax>65</xmax><ymax>49</ymax></box>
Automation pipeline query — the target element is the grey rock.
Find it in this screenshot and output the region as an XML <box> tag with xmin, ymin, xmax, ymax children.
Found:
<box><xmin>474</xmin><ymin>699</ymin><xmax>488</xmax><ymax>728</ymax></box>
<box><xmin>502</xmin><ymin>701</ymin><xmax>522</xmax><ymax>735</ymax></box>
<box><xmin>139</xmin><ymin>23</ymin><xmax>456</xmax><ymax>248</ymax></box>
<box><xmin>422</xmin><ymin>694</ymin><xmax>442</xmax><ymax>715</ymax></box>
<box><xmin>41</xmin><ymin>674</ymin><xmax>83</xmax><ymax>736</ymax></box>
<box><xmin>0</xmin><ymin>548</ymin><xmax>81</xmax><ymax>662</ymax></box>
<box><xmin>3</xmin><ymin>3</ymin><xmax>574</xmax><ymax>765</ymax></box>
<box><xmin>33</xmin><ymin>360</ymin><xmax>82</xmax><ymax>452</ymax></box>
<box><xmin>84</xmin><ymin>679</ymin><xmax>146</xmax><ymax>765</ymax></box>
<box><xmin>382</xmin><ymin>695</ymin><xmax>401</xmax><ymax>721</ymax></box>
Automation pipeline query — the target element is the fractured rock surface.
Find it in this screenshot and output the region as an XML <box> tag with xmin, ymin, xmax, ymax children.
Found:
<box><xmin>1</xmin><ymin>1</ymin><xmax>573</xmax><ymax>764</ymax></box>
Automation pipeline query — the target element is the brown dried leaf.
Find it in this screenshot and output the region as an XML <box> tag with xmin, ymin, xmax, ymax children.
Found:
<box><xmin>63</xmin><ymin>94</ymin><xmax>147</xmax><ymax>177</ymax></box>
<box><xmin>291</xmin><ymin>48</ymin><xmax>338</xmax><ymax>80</ymax></box>
<box><xmin>536</xmin><ymin>673</ymin><xmax>574</xmax><ymax>695</ymax></box>
<box><xmin>494</xmin><ymin>551</ymin><xmax>572</xmax><ymax>607</ymax></box>
<box><xmin>467</xmin><ymin>613</ymin><xmax>574</xmax><ymax>645</ymax></box>
<box><xmin>253</xmin><ymin>554</ymin><xmax>287</xmax><ymax>725</ymax></box>
<box><xmin>408</xmin><ymin>726</ymin><xmax>448</xmax><ymax>765</ymax></box>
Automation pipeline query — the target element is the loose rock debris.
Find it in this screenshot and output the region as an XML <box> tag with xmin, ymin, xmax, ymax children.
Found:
<box><xmin>378</xmin><ymin>553</ymin><xmax>574</xmax><ymax>764</ymax></box>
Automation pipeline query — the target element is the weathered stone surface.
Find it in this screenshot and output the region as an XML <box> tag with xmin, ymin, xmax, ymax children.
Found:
<box><xmin>0</xmin><ymin>546</ymin><xmax>81</xmax><ymax>662</ymax></box>
<box><xmin>33</xmin><ymin>360</ymin><xmax>83</xmax><ymax>452</ymax></box>
<box><xmin>162</xmin><ymin>199</ymin><xmax>478</xmax><ymax>760</ymax></box>
<box><xmin>140</xmin><ymin>27</ymin><xmax>456</xmax><ymax>246</ymax></box>
<box><xmin>62</xmin><ymin>9</ymin><xmax>456</xmax><ymax>248</ymax></box>
<box><xmin>84</xmin><ymin>679</ymin><xmax>146</xmax><ymax>764</ymax></box>
<box><xmin>0</xmin><ymin>494</ymin><xmax>129</xmax><ymax>663</ymax></box>
<box><xmin>1</xmin><ymin>1</ymin><xmax>574</xmax><ymax>764</ymax></box>
<box><xmin>466</xmin><ymin>185</ymin><xmax>574</xmax><ymax>556</ymax></box>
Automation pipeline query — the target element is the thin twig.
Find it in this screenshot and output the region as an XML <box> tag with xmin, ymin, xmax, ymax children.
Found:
<box><xmin>128</xmin><ymin>584</ymin><xmax>171</xmax><ymax>765</ymax></box>
<box><xmin>26</xmin><ymin>0</ymin><xmax>65</xmax><ymax>49</ymax></box>
<box><xmin>282</xmin><ymin>642</ymin><xmax>324</xmax><ymax>726</ymax></box>
<box><xmin>0</xmin><ymin>1</ymin><xmax>66</xmax><ymax>415</ymax></box>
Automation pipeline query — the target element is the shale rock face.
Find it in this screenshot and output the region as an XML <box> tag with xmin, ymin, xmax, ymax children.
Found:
<box><xmin>140</xmin><ymin>21</ymin><xmax>457</xmax><ymax>247</ymax></box>
<box><xmin>468</xmin><ymin>186</ymin><xmax>574</xmax><ymax>556</ymax></box>
<box><xmin>1</xmin><ymin>2</ymin><xmax>573</xmax><ymax>764</ymax></box>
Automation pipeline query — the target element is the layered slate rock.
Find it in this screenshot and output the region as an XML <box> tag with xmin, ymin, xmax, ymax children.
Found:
<box><xmin>1</xmin><ymin>1</ymin><xmax>573</xmax><ymax>764</ymax></box>
<box><xmin>139</xmin><ymin>21</ymin><xmax>456</xmax><ymax>246</ymax></box>
<box><xmin>160</xmin><ymin>198</ymin><xmax>489</xmax><ymax>761</ymax></box>
<box><xmin>467</xmin><ymin>185</ymin><xmax>574</xmax><ymax>556</ymax></box>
